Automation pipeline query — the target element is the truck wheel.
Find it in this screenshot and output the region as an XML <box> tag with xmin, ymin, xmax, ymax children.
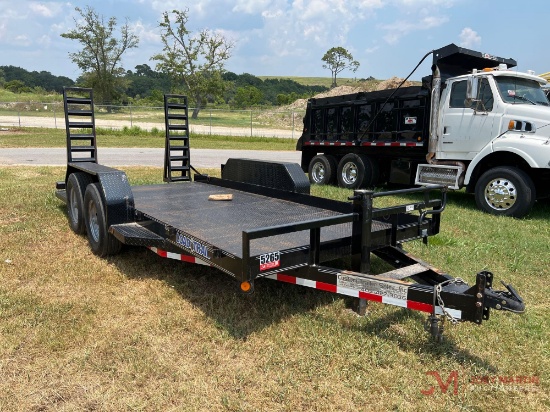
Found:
<box><xmin>308</xmin><ymin>155</ymin><xmax>337</xmax><ymax>185</ymax></box>
<box><xmin>475</xmin><ymin>167</ymin><xmax>535</xmax><ymax>218</ymax></box>
<box><xmin>83</xmin><ymin>183</ymin><xmax>122</xmax><ymax>257</ymax></box>
<box><xmin>337</xmin><ymin>154</ymin><xmax>379</xmax><ymax>189</ymax></box>
<box><xmin>66</xmin><ymin>172</ymin><xmax>93</xmax><ymax>234</ymax></box>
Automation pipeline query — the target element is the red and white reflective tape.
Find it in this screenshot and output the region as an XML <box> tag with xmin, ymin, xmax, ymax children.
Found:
<box><xmin>148</xmin><ymin>247</ymin><xmax>210</xmax><ymax>266</ymax></box>
<box><xmin>304</xmin><ymin>141</ymin><xmax>354</xmax><ymax>146</ymax></box>
<box><xmin>303</xmin><ymin>141</ymin><xmax>423</xmax><ymax>147</ymax></box>
<box><xmin>360</xmin><ymin>142</ymin><xmax>424</xmax><ymax>147</ymax></box>
<box><xmin>265</xmin><ymin>272</ymin><xmax>462</xmax><ymax>319</ymax></box>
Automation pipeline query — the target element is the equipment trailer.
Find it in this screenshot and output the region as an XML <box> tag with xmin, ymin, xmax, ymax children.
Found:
<box><xmin>55</xmin><ymin>88</ymin><xmax>525</xmax><ymax>341</ymax></box>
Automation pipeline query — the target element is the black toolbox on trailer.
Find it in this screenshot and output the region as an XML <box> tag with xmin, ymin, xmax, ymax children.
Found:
<box><xmin>55</xmin><ymin>88</ymin><xmax>525</xmax><ymax>341</ymax></box>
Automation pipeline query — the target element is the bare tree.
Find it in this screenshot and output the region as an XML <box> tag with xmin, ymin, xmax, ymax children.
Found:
<box><xmin>61</xmin><ymin>6</ymin><xmax>139</xmax><ymax>107</ymax></box>
<box><xmin>322</xmin><ymin>47</ymin><xmax>360</xmax><ymax>88</ymax></box>
<box><xmin>152</xmin><ymin>9</ymin><xmax>233</xmax><ymax>118</ymax></box>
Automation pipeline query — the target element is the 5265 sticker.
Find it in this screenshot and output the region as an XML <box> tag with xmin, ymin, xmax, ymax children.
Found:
<box><xmin>259</xmin><ymin>251</ymin><xmax>281</xmax><ymax>271</ymax></box>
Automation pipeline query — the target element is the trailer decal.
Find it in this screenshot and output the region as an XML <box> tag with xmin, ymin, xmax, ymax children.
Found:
<box><xmin>259</xmin><ymin>251</ymin><xmax>281</xmax><ymax>271</ymax></box>
<box><xmin>176</xmin><ymin>232</ymin><xmax>210</xmax><ymax>259</ymax></box>
<box><xmin>338</xmin><ymin>274</ymin><xmax>408</xmax><ymax>300</ymax></box>
<box><xmin>148</xmin><ymin>247</ymin><xmax>210</xmax><ymax>266</ymax></box>
<box><xmin>266</xmin><ymin>273</ymin><xmax>462</xmax><ymax>319</ymax></box>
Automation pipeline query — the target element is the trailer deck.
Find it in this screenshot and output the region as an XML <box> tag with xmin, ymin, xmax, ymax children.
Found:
<box><xmin>131</xmin><ymin>181</ymin><xmax>356</xmax><ymax>258</ymax></box>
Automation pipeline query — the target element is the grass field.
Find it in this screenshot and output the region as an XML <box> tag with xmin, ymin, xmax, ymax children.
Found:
<box><xmin>0</xmin><ymin>127</ymin><xmax>297</xmax><ymax>151</ymax></box>
<box><xmin>257</xmin><ymin>76</ymin><xmax>359</xmax><ymax>88</ymax></box>
<box><xmin>0</xmin><ymin>164</ymin><xmax>548</xmax><ymax>411</ymax></box>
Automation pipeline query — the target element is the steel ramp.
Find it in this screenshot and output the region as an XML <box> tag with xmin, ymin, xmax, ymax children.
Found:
<box><xmin>163</xmin><ymin>94</ymin><xmax>191</xmax><ymax>182</ymax></box>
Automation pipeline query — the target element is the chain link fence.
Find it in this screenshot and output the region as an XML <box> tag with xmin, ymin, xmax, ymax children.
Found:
<box><xmin>0</xmin><ymin>101</ymin><xmax>306</xmax><ymax>139</ymax></box>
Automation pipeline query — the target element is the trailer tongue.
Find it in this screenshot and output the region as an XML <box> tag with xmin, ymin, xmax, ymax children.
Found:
<box><xmin>55</xmin><ymin>88</ymin><xmax>525</xmax><ymax>342</ymax></box>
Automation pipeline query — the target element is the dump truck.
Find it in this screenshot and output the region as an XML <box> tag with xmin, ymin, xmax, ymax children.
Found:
<box><xmin>54</xmin><ymin>88</ymin><xmax>524</xmax><ymax>342</ymax></box>
<box><xmin>297</xmin><ymin>43</ymin><xmax>550</xmax><ymax>217</ymax></box>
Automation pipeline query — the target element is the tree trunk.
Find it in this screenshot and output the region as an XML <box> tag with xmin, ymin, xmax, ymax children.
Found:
<box><xmin>192</xmin><ymin>106</ymin><xmax>201</xmax><ymax>119</ymax></box>
<box><xmin>191</xmin><ymin>95</ymin><xmax>203</xmax><ymax>119</ymax></box>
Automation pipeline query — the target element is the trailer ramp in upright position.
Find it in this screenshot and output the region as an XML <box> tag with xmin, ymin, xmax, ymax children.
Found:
<box><xmin>163</xmin><ymin>94</ymin><xmax>191</xmax><ymax>182</ymax></box>
<box><xmin>55</xmin><ymin>90</ymin><xmax>525</xmax><ymax>342</ymax></box>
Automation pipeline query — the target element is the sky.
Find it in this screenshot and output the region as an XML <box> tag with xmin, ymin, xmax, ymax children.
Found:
<box><xmin>1</xmin><ymin>0</ymin><xmax>549</xmax><ymax>82</ymax></box>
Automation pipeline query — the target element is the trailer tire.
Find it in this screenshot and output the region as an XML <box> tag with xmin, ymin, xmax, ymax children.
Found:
<box><xmin>308</xmin><ymin>155</ymin><xmax>337</xmax><ymax>185</ymax></box>
<box><xmin>475</xmin><ymin>167</ymin><xmax>535</xmax><ymax>218</ymax></box>
<box><xmin>66</xmin><ymin>172</ymin><xmax>93</xmax><ymax>235</ymax></box>
<box><xmin>337</xmin><ymin>154</ymin><xmax>378</xmax><ymax>189</ymax></box>
<box><xmin>83</xmin><ymin>183</ymin><xmax>122</xmax><ymax>257</ymax></box>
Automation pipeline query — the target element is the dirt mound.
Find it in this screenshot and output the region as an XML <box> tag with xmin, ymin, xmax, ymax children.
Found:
<box><xmin>375</xmin><ymin>76</ymin><xmax>415</xmax><ymax>90</ymax></box>
<box><xmin>258</xmin><ymin>78</ymin><xmax>413</xmax><ymax>129</ymax></box>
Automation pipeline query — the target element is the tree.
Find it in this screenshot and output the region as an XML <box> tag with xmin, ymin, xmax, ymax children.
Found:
<box><xmin>233</xmin><ymin>86</ymin><xmax>263</xmax><ymax>108</ymax></box>
<box><xmin>321</xmin><ymin>47</ymin><xmax>360</xmax><ymax>88</ymax></box>
<box><xmin>61</xmin><ymin>6</ymin><xmax>139</xmax><ymax>106</ymax></box>
<box><xmin>4</xmin><ymin>79</ymin><xmax>28</xmax><ymax>93</ymax></box>
<box><xmin>152</xmin><ymin>9</ymin><xmax>233</xmax><ymax>118</ymax></box>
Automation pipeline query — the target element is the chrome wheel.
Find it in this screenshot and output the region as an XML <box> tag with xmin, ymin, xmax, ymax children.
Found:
<box><xmin>341</xmin><ymin>161</ymin><xmax>358</xmax><ymax>185</ymax></box>
<box><xmin>311</xmin><ymin>162</ymin><xmax>326</xmax><ymax>183</ymax></box>
<box><xmin>484</xmin><ymin>177</ymin><xmax>517</xmax><ymax>210</ymax></box>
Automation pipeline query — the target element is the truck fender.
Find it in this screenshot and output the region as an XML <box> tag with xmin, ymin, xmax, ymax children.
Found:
<box><xmin>463</xmin><ymin>135</ymin><xmax>540</xmax><ymax>185</ymax></box>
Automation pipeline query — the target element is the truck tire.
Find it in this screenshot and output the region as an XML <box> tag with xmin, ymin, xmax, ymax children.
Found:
<box><xmin>308</xmin><ymin>154</ymin><xmax>337</xmax><ymax>185</ymax></box>
<box><xmin>475</xmin><ymin>167</ymin><xmax>535</xmax><ymax>218</ymax></box>
<box><xmin>83</xmin><ymin>183</ymin><xmax>122</xmax><ymax>257</ymax></box>
<box><xmin>66</xmin><ymin>172</ymin><xmax>93</xmax><ymax>234</ymax></box>
<box><xmin>337</xmin><ymin>154</ymin><xmax>379</xmax><ymax>189</ymax></box>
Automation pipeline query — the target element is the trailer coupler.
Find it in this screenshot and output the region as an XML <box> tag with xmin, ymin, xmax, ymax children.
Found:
<box><xmin>484</xmin><ymin>280</ymin><xmax>525</xmax><ymax>314</ymax></box>
<box><xmin>426</xmin><ymin>271</ymin><xmax>525</xmax><ymax>341</ymax></box>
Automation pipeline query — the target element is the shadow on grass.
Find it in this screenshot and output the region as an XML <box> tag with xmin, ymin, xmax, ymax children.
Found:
<box><xmin>345</xmin><ymin>307</ymin><xmax>498</xmax><ymax>372</ymax></box>
<box><xmin>111</xmin><ymin>246</ymin><xmax>338</xmax><ymax>340</ymax></box>
<box><xmin>104</xmin><ymin>243</ymin><xmax>499</xmax><ymax>371</ymax></box>
<box><xmin>56</xmin><ymin>190</ymin><xmax>501</xmax><ymax>370</ymax></box>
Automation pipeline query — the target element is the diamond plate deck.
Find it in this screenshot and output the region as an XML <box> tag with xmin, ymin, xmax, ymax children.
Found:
<box><xmin>132</xmin><ymin>182</ymin><xmax>390</xmax><ymax>258</ymax></box>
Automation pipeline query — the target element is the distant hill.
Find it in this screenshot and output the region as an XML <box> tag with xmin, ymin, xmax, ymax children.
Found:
<box><xmin>1</xmin><ymin>65</ymin><xmax>75</xmax><ymax>93</ymax></box>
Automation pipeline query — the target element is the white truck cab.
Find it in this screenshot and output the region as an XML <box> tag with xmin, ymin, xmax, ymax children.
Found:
<box><xmin>417</xmin><ymin>51</ymin><xmax>550</xmax><ymax>217</ymax></box>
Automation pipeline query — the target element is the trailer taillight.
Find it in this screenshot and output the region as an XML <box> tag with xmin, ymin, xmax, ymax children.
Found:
<box><xmin>240</xmin><ymin>281</ymin><xmax>252</xmax><ymax>292</ymax></box>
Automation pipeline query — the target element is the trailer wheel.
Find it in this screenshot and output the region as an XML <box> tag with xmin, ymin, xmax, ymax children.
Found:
<box><xmin>475</xmin><ymin>167</ymin><xmax>535</xmax><ymax>218</ymax></box>
<box><xmin>308</xmin><ymin>155</ymin><xmax>337</xmax><ymax>185</ymax></box>
<box><xmin>337</xmin><ymin>154</ymin><xmax>379</xmax><ymax>189</ymax></box>
<box><xmin>83</xmin><ymin>183</ymin><xmax>122</xmax><ymax>257</ymax></box>
<box><xmin>66</xmin><ymin>172</ymin><xmax>93</xmax><ymax>234</ymax></box>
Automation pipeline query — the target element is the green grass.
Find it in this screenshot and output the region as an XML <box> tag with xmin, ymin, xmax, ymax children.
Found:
<box><xmin>258</xmin><ymin>76</ymin><xmax>360</xmax><ymax>88</ymax></box>
<box><xmin>0</xmin><ymin>89</ymin><xmax>62</xmax><ymax>103</ymax></box>
<box><xmin>0</xmin><ymin>127</ymin><xmax>298</xmax><ymax>150</ymax></box>
<box><xmin>0</xmin><ymin>166</ymin><xmax>548</xmax><ymax>411</ymax></box>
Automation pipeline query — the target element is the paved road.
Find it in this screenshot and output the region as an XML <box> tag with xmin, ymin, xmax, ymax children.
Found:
<box><xmin>0</xmin><ymin>147</ymin><xmax>302</xmax><ymax>168</ymax></box>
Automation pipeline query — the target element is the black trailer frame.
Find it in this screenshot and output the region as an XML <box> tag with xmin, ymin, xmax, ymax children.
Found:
<box><xmin>55</xmin><ymin>88</ymin><xmax>525</xmax><ymax>341</ymax></box>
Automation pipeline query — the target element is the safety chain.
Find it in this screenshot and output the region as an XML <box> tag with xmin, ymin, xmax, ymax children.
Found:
<box><xmin>434</xmin><ymin>277</ymin><xmax>468</xmax><ymax>325</ymax></box>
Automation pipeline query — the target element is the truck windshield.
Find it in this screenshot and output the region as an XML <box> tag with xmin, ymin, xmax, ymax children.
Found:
<box><xmin>495</xmin><ymin>76</ymin><xmax>549</xmax><ymax>106</ymax></box>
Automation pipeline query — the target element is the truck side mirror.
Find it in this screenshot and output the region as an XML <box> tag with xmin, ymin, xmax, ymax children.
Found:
<box><xmin>465</xmin><ymin>75</ymin><xmax>479</xmax><ymax>107</ymax></box>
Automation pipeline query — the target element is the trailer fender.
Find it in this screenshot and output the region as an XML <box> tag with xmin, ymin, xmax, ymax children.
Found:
<box><xmin>96</xmin><ymin>171</ymin><xmax>135</xmax><ymax>227</ymax></box>
<box><xmin>67</xmin><ymin>162</ymin><xmax>135</xmax><ymax>228</ymax></box>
